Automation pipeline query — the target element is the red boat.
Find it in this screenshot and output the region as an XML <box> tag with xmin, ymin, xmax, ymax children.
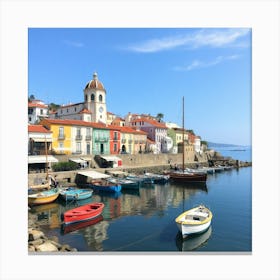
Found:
<box><xmin>62</xmin><ymin>202</ymin><xmax>104</xmax><ymax>225</ymax></box>
<box><xmin>61</xmin><ymin>215</ymin><xmax>104</xmax><ymax>234</ymax></box>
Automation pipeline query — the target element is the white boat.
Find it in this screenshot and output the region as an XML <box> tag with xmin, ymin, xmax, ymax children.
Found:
<box><xmin>175</xmin><ymin>205</ymin><xmax>213</xmax><ymax>237</ymax></box>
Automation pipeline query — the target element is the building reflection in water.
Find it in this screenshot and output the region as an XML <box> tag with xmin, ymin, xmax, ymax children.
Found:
<box><xmin>29</xmin><ymin>182</ymin><xmax>209</xmax><ymax>251</ymax></box>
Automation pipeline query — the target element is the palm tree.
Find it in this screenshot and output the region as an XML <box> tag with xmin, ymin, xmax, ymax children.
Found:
<box><xmin>156</xmin><ymin>113</ymin><xmax>164</xmax><ymax>122</ymax></box>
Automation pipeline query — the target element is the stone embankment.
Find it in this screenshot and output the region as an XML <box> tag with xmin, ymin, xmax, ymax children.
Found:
<box><xmin>28</xmin><ymin>211</ymin><xmax>77</xmax><ymax>252</ymax></box>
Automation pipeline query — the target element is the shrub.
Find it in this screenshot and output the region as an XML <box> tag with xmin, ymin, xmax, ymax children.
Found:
<box><xmin>52</xmin><ymin>161</ymin><xmax>79</xmax><ymax>172</ymax></box>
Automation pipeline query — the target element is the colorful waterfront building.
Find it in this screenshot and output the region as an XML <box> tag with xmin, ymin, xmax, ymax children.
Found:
<box><xmin>128</xmin><ymin>118</ymin><xmax>168</xmax><ymax>154</ymax></box>
<box><xmin>40</xmin><ymin>118</ymin><xmax>92</xmax><ymax>155</ymax></box>
<box><xmin>108</xmin><ymin>125</ymin><xmax>121</xmax><ymax>154</ymax></box>
<box><xmin>92</xmin><ymin>123</ymin><xmax>110</xmax><ymax>155</ymax></box>
<box><xmin>119</xmin><ymin>126</ymin><xmax>147</xmax><ymax>154</ymax></box>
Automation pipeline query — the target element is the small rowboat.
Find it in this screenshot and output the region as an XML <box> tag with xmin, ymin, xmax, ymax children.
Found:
<box><xmin>62</xmin><ymin>202</ymin><xmax>104</xmax><ymax>225</ymax></box>
<box><xmin>175</xmin><ymin>205</ymin><xmax>213</xmax><ymax>237</ymax></box>
<box><xmin>28</xmin><ymin>188</ymin><xmax>59</xmax><ymax>206</ymax></box>
<box><xmin>59</xmin><ymin>187</ymin><xmax>93</xmax><ymax>201</ymax></box>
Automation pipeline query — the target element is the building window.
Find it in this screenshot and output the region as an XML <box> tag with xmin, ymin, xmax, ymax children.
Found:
<box><xmin>40</xmin><ymin>109</ymin><xmax>43</xmax><ymax>115</ymax></box>
<box><xmin>99</xmin><ymin>94</ymin><xmax>102</xmax><ymax>102</ymax></box>
<box><xmin>59</xmin><ymin>142</ymin><xmax>64</xmax><ymax>153</ymax></box>
<box><xmin>28</xmin><ymin>108</ymin><xmax>33</xmax><ymax>114</ymax></box>
<box><xmin>58</xmin><ymin>127</ymin><xmax>64</xmax><ymax>139</ymax></box>
<box><xmin>114</xmin><ymin>131</ymin><xmax>118</xmax><ymax>140</ymax></box>
<box><xmin>76</xmin><ymin>142</ymin><xmax>81</xmax><ymax>153</ymax></box>
<box><xmin>91</xmin><ymin>94</ymin><xmax>95</xmax><ymax>101</ymax></box>
<box><xmin>114</xmin><ymin>143</ymin><xmax>117</xmax><ymax>152</ymax></box>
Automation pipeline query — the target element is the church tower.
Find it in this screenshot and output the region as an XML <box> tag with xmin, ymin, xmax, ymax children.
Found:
<box><xmin>83</xmin><ymin>72</ymin><xmax>107</xmax><ymax>123</ymax></box>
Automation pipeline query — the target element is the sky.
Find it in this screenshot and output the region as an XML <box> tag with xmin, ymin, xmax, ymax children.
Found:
<box><xmin>28</xmin><ymin>28</ymin><xmax>252</xmax><ymax>146</ymax></box>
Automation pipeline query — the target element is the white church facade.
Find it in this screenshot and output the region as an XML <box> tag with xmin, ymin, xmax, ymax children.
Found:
<box><xmin>49</xmin><ymin>72</ymin><xmax>108</xmax><ymax>124</ymax></box>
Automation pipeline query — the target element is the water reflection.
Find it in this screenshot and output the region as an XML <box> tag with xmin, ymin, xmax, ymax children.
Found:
<box><xmin>175</xmin><ymin>226</ymin><xmax>212</xmax><ymax>251</ymax></box>
<box><xmin>30</xmin><ymin>182</ymin><xmax>210</xmax><ymax>251</ymax></box>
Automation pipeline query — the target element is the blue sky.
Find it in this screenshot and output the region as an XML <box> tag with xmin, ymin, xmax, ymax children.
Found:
<box><xmin>28</xmin><ymin>28</ymin><xmax>251</xmax><ymax>146</ymax></box>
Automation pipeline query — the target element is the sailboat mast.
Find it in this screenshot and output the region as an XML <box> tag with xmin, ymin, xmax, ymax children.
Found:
<box><xmin>45</xmin><ymin>135</ymin><xmax>49</xmax><ymax>178</ymax></box>
<box><xmin>182</xmin><ymin>96</ymin><xmax>185</xmax><ymax>171</ymax></box>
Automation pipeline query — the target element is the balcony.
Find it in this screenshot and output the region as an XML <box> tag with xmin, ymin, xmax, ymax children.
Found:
<box><xmin>58</xmin><ymin>134</ymin><xmax>65</xmax><ymax>140</ymax></box>
<box><xmin>121</xmin><ymin>139</ymin><xmax>126</xmax><ymax>143</ymax></box>
<box><xmin>95</xmin><ymin>137</ymin><xmax>109</xmax><ymax>143</ymax></box>
<box><xmin>128</xmin><ymin>139</ymin><xmax>133</xmax><ymax>144</ymax></box>
<box><xmin>76</xmin><ymin>135</ymin><xmax>83</xmax><ymax>140</ymax></box>
<box><xmin>85</xmin><ymin>135</ymin><xmax>92</xmax><ymax>141</ymax></box>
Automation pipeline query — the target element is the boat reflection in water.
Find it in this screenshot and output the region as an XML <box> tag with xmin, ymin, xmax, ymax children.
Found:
<box><xmin>176</xmin><ymin>226</ymin><xmax>212</xmax><ymax>251</ymax></box>
<box><xmin>61</xmin><ymin>215</ymin><xmax>104</xmax><ymax>235</ymax></box>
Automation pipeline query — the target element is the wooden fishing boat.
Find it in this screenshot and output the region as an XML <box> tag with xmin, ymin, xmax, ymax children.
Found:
<box><xmin>170</xmin><ymin>171</ymin><xmax>207</xmax><ymax>183</ymax></box>
<box><xmin>28</xmin><ymin>188</ymin><xmax>60</xmax><ymax>205</ymax></box>
<box><xmin>59</xmin><ymin>187</ymin><xmax>93</xmax><ymax>201</ymax></box>
<box><xmin>89</xmin><ymin>179</ymin><xmax>122</xmax><ymax>193</ymax></box>
<box><xmin>175</xmin><ymin>205</ymin><xmax>213</xmax><ymax>237</ymax></box>
<box><xmin>169</xmin><ymin>97</ymin><xmax>207</xmax><ymax>184</ymax></box>
<box><xmin>61</xmin><ymin>215</ymin><xmax>103</xmax><ymax>234</ymax></box>
<box><xmin>62</xmin><ymin>202</ymin><xmax>105</xmax><ymax>225</ymax></box>
<box><xmin>107</xmin><ymin>178</ymin><xmax>140</xmax><ymax>190</ymax></box>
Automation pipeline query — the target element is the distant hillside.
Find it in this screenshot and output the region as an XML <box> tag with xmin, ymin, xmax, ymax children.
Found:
<box><xmin>207</xmin><ymin>142</ymin><xmax>243</xmax><ymax>148</ymax></box>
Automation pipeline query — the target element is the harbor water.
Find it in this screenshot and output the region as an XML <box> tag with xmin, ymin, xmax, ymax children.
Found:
<box><xmin>30</xmin><ymin>146</ymin><xmax>252</xmax><ymax>252</ymax></box>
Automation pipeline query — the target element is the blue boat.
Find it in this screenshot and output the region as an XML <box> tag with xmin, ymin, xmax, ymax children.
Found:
<box><xmin>89</xmin><ymin>179</ymin><xmax>122</xmax><ymax>193</ymax></box>
<box><xmin>59</xmin><ymin>187</ymin><xmax>93</xmax><ymax>201</ymax></box>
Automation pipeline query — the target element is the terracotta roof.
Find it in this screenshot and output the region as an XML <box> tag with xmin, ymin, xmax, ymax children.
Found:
<box><xmin>130</xmin><ymin>118</ymin><xmax>167</xmax><ymax>129</ymax></box>
<box><xmin>119</xmin><ymin>126</ymin><xmax>147</xmax><ymax>135</ymax></box>
<box><xmin>60</xmin><ymin>102</ymin><xmax>84</xmax><ymax>108</ymax></box>
<box><xmin>41</xmin><ymin>118</ymin><xmax>110</xmax><ymax>129</ymax></box>
<box><xmin>79</xmin><ymin>108</ymin><xmax>91</xmax><ymax>114</ymax></box>
<box><xmin>28</xmin><ymin>125</ymin><xmax>51</xmax><ymax>133</ymax></box>
<box><xmin>84</xmin><ymin>72</ymin><xmax>105</xmax><ymax>91</ymax></box>
<box><xmin>28</xmin><ymin>102</ymin><xmax>48</xmax><ymax>109</ymax></box>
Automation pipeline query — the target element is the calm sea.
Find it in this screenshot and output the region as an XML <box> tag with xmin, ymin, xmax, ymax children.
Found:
<box><xmin>31</xmin><ymin>146</ymin><xmax>252</xmax><ymax>252</ymax></box>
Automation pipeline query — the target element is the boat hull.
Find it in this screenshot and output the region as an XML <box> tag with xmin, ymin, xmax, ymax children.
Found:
<box><xmin>59</xmin><ymin>188</ymin><xmax>93</xmax><ymax>201</ymax></box>
<box><xmin>28</xmin><ymin>189</ymin><xmax>59</xmax><ymax>205</ymax></box>
<box><xmin>89</xmin><ymin>183</ymin><xmax>122</xmax><ymax>193</ymax></box>
<box><xmin>62</xmin><ymin>202</ymin><xmax>104</xmax><ymax>225</ymax></box>
<box><xmin>170</xmin><ymin>172</ymin><xmax>207</xmax><ymax>183</ymax></box>
<box><xmin>177</xmin><ymin>220</ymin><xmax>211</xmax><ymax>237</ymax></box>
<box><xmin>175</xmin><ymin>206</ymin><xmax>213</xmax><ymax>237</ymax></box>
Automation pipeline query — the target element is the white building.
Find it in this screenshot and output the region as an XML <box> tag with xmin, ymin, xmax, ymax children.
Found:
<box><xmin>28</xmin><ymin>100</ymin><xmax>48</xmax><ymax>124</ymax></box>
<box><xmin>49</xmin><ymin>72</ymin><xmax>108</xmax><ymax>124</ymax></box>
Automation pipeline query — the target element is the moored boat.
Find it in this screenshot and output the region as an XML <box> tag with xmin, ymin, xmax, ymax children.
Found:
<box><xmin>62</xmin><ymin>202</ymin><xmax>105</xmax><ymax>225</ymax></box>
<box><xmin>28</xmin><ymin>188</ymin><xmax>60</xmax><ymax>206</ymax></box>
<box><xmin>89</xmin><ymin>179</ymin><xmax>122</xmax><ymax>193</ymax></box>
<box><xmin>170</xmin><ymin>171</ymin><xmax>207</xmax><ymax>183</ymax></box>
<box><xmin>61</xmin><ymin>215</ymin><xmax>103</xmax><ymax>234</ymax></box>
<box><xmin>175</xmin><ymin>205</ymin><xmax>213</xmax><ymax>237</ymax></box>
<box><xmin>59</xmin><ymin>187</ymin><xmax>93</xmax><ymax>201</ymax></box>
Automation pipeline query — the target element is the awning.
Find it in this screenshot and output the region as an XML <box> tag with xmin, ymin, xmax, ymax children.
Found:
<box><xmin>81</xmin><ymin>157</ymin><xmax>92</xmax><ymax>161</ymax></box>
<box><xmin>30</xmin><ymin>137</ymin><xmax>52</xmax><ymax>142</ymax></box>
<box><xmin>28</xmin><ymin>155</ymin><xmax>58</xmax><ymax>164</ymax></box>
<box><xmin>101</xmin><ymin>156</ymin><xmax>121</xmax><ymax>162</ymax></box>
<box><xmin>69</xmin><ymin>158</ymin><xmax>86</xmax><ymax>164</ymax></box>
<box><xmin>77</xmin><ymin>170</ymin><xmax>110</xmax><ymax>179</ymax></box>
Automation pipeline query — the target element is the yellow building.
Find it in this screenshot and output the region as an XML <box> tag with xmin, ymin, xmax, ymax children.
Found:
<box><xmin>40</xmin><ymin>119</ymin><xmax>73</xmax><ymax>155</ymax></box>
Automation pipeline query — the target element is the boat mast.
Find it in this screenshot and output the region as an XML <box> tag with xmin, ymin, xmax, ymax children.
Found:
<box><xmin>45</xmin><ymin>135</ymin><xmax>49</xmax><ymax>179</ymax></box>
<box><xmin>182</xmin><ymin>96</ymin><xmax>185</xmax><ymax>172</ymax></box>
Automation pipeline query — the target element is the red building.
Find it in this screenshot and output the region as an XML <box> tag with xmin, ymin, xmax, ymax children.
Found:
<box><xmin>108</xmin><ymin>125</ymin><xmax>121</xmax><ymax>154</ymax></box>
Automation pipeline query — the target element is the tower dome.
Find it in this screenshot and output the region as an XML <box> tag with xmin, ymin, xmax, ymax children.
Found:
<box><xmin>84</xmin><ymin>72</ymin><xmax>106</xmax><ymax>91</ymax></box>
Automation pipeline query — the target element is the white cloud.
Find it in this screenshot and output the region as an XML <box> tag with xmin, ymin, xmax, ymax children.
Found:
<box><xmin>125</xmin><ymin>28</ymin><xmax>250</xmax><ymax>53</ymax></box>
<box><xmin>174</xmin><ymin>55</ymin><xmax>240</xmax><ymax>71</ymax></box>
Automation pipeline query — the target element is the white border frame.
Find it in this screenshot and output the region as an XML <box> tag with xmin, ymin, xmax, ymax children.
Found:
<box><xmin>1</xmin><ymin>0</ymin><xmax>279</xmax><ymax>279</ymax></box>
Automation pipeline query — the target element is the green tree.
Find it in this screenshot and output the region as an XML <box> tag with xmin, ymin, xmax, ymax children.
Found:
<box><xmin>28</xmin><ymin>94</ymin><xmax>35</xmax><ymax>102</ymax></box>
<box><xmin>156</xmin><ymin>113</ymin><xmax>164</xmax><ymax>122</ymax></box>
<box><xmin>48</xmin><ymin>103</ymin><xmax>60</xmax><ymax>112</ymax></box>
